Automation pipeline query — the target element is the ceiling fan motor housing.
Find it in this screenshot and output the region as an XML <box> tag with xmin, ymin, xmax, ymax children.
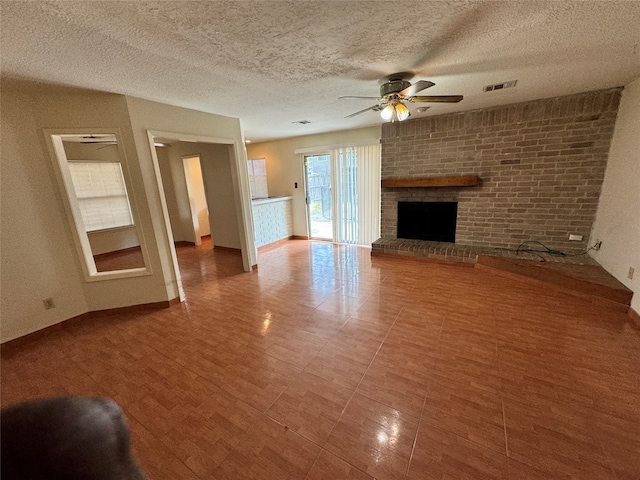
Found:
<box><xmin>380</xmin><ymin>79</ymin><xmax>411</xmax><ymax>97</ymax></box>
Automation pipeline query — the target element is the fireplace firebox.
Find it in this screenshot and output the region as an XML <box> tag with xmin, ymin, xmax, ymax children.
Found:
<box><xmin>397</xmin><ymin>201</ymin><xmax>457</xmax><ymax>243</ymax></box>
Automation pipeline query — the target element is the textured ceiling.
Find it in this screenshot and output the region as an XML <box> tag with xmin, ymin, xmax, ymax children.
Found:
<box><xmin>2</xmin><ymin>0</ymin><xmax>640</xmax><ymax>142</ymax></box>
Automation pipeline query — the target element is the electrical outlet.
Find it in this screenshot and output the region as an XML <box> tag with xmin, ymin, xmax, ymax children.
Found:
<box><xmin>43</xmin><ymin>298</ymin><xmax>56</xmax><ymax>310</ymax></box>
<box><xmin>594</xmin><ymin>240</ymin><xmax>602</xmax><ymax>251</ymax></box>
<box><xmin>569</xmin><ymin>234</ymin><xmax>583</xmax><ymax>241</ymax></box>
<box><xmin>629</xmin><ymin>267</ymin><xmax>635</xmax><ymax>280</ymax></box>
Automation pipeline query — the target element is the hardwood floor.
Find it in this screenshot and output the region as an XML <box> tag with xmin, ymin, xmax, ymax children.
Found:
<box><xmin>2</xmin><ymin>238</ymin><xmax>639</xmax><ymax>479</ymax></box>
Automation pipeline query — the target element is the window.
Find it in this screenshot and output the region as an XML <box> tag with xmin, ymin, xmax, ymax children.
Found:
<box><xmin>67</xmin><ymin>161</ymin><xmax>134</xmax><ymax>231</ymax></box>
<box><xmin>247</xmin><ymin>158</ymin><xmax>268</xmax><ymax>199</ymax></box>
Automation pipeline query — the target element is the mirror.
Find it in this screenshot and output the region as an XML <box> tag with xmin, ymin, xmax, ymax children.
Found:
<box><xmin>47</xmin><ymin>131</ymin><xmax>149</xmax><ymax>279</ymax></box>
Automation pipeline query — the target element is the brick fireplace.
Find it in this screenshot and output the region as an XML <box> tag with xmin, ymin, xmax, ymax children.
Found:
<box><xmin>376</xmin><ymin>87</ymin><xmax>622</xmax><ymax>258</ymax></box>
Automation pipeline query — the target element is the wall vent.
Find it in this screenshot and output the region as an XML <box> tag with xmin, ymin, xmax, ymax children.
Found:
<box><xmin>483</xmin><ymin>80</ymin><xmax>517</xmax><ymax>92</ymax></box>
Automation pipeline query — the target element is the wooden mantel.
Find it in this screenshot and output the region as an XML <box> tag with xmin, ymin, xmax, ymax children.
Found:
<box><xmin>381</xmin><ymin>175</ymin><xmax>479</xmax><ymax>188</ymax></box>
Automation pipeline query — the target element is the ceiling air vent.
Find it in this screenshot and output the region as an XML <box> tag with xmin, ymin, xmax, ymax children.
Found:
<box><xmin>292</xmin><ymin>120</ymin><xmax>312</xmax><ymax>125</ymax></box>
<box><xmin>483</xmin><ymin>80</ymin><xmax>517</xmax><ymax>92</ymax></box>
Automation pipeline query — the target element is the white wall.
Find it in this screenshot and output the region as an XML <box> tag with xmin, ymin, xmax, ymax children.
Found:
<box><xmin>20</xmin><ymin>88</ymin><xmax>176</xmax><ymax>315</ymax></box>
<box><xmin>246</xmin><ymin>126</ymin><xmax>381</xmax><ymax>236</ymax></box>
<box><xmin>1</xmin><ymin>89</ymin><xmax>89</xmax><ymax>341</ymax></box>
<box><xmin>199</xmin><ymin>143</ymin><xmax>242</xmax><ymax>249</ymax></box>
<box><xmin>590</xmin><ymin>77</ymin><xmax>640</xmax><ymax>312</ymax></box>
<box><xmin>158</xmin><ymin>142</ymin><xmax>241</xmax><ymax>248</ymax></box>
<box><xmin>1</xmin><ymin>84</ymin><xmax>168</xmax><ymax>340</ymax></box>
<box><xmin>87</xmin><ymin>227</ymin><xmax>140</xmax><ymax>255</ymax></box>
<box><xmin>156</xmin><ymin>146</ymin><xmax>187</xmax><ymax>242</ymax></box>
<box><xmin>157</xmin><ymin>143</ymin><xmax>197</xmax><ymax>244</ymax></box>
<box><xmin>0</xmin><ymin>81</ymin><xmax>252</xmax><ymax>342</ymax></box>
<box><xmin>252</xmin><ymin>198</ymin><xmax>293</xmax><ymax>247</ymax></box>
<box><xmin>125</xmin><ymin>97</ymin><xmax>255</xmax><ymax>271</ymax></box>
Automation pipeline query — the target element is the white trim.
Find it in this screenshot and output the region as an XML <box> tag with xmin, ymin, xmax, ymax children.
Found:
<box><xmin>145</xmin><ymin>130</ymin><xmax>184</xmax><ymax>301</ymax></box>
<box><xmin>229</xmin><ymin>141</ymin><xmax>258</xmax><ymax>270</ymax></box>
<box><xmin>43</xmin><ymin>128</ymin><xmax>152</xmax><ymax>282</ymax></box>
<box><xmin>146</xmin><ymin>130</ymin><xmax>257</xmax><ymax>277</ymax></box>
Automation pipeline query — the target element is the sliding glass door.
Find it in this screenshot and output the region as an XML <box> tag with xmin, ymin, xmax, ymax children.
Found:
<box><xmin>304</xmin><ymin>145</ymin><xmax>381</xmax><ymax>245</ymax></box>
<box><xmin>304</xmin><ymin>154</ymin><xmax>333</xmax><ymax>240</ymax></box>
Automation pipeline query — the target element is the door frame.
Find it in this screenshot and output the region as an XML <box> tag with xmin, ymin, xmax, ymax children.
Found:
<box><xmin>146</xmin><ymin>130</ymin><xmax>257</xmax><ymax>301</ymax></box>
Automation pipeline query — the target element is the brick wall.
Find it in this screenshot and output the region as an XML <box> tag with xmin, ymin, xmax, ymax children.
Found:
<box><xmin>252</xmin><ymin>198</ymin><xmax>293</xmax><ymax>248</ymax></box>
<box><xmin>380</xmin><ymin>88</ymin><xmax>622</xmax><ymax>253</ymax></box>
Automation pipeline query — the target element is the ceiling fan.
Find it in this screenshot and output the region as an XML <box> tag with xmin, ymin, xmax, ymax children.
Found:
<box><xmin>340</xmin><ymin>73</ymin><xmax>463</xmax><ymax>122</ymax></box>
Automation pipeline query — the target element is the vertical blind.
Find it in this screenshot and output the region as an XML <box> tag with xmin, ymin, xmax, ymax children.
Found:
<box><xmin>68</xmin><ymin>161</ymin><xmax>134</xmax><ymax>232</ymax></box>
<box><xmin>331</xmin><ymin>144</ymin><xmax>381</xmax><ymax>245</ymax></box>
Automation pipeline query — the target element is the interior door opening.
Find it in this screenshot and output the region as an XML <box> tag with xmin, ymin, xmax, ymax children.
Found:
<box><xmin>304</xmin><ymin>154</ymin><xmax>333</xmax><ymax>240</ymax></box>
<box><xmin>149</xmin><ymin>131</ymin><xmax>257</xmax><ymax>301</ymax></box>
<box><xmin>182</xmin><ymin>155</ymin><xmax>210</xmax><ymax>246</ymax></box>
<box><xmin>302</xmin><ymin>145</ymin><xmax>381</xmax><ymax>246</ymax></box>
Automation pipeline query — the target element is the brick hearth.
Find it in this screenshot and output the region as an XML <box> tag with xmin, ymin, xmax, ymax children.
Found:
<box><xmin>371</xmin><ymin>238</ymin><xmax>599</xmax><ymax>265</ymax></box>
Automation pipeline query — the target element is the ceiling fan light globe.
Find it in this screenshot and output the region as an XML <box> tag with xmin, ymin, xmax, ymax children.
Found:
<box><xmin>395</xmin><ymin>102</ymin><xmax>410</xmax><ymax>121</ymax></box>
<box><xmin>380</xmin><ymin>104</ymin><xmax>394</xmax><ymax>121</ymax></box>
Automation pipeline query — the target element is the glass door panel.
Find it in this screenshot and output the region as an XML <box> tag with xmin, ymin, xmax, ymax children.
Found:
<box><xmin>304</xmin><ymin>154</ymin><xmax>333</xmax><ymax>240</ymax></box>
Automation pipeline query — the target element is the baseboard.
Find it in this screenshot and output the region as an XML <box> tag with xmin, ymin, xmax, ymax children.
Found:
<box><xmin>257</xmin><ymin>236</ymin><xmax>295</xmax><ymax>252</ymax></box>
<box><xmin>212</xmin><ymin>245</ymin><xmax>242</xmax><ymax>254</ymax></box>
<box><xmin>174</xmin><ymin>241</ymin><xmax>196</xmax><ymax>247</ymax></box>
<box><xmin>1</xmin><ymin>313</ymin><xmax>90</xmax><ymax>354</ymax></box>
<box><xmin>87</xmin><ymin>297</ymin><xmax>181</xmax><ymax>317</ymax></box>
<box><xmin>292</xmin><ymin>235</ymin><xmax>309</xmax><ymax>240</ymax></box>
<box><xmin>175</xmin><ymin>235</ymin><xmax>211</xmax><ymax>247</ymax></box>
<box><xmin>1</xmin><ymin>297</ymin><xmax>181</xmax><ymax>353</ymax></box>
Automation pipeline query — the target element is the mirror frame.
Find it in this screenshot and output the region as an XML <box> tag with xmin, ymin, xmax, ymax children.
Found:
<box><xmin>44</xmin><ymin>128</ymin><xmax>152</xmax><ymax>281</ymax></box>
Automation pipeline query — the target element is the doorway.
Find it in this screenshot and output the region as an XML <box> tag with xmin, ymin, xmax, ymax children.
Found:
<box><xmin>304</xmin><ymin>154</ymin><xmax>333</xmax><ymax>240</ymax></box>
<box><xmin>182</xmin><ymin>155</ymin><xmax>210</xmax><ymax>246</ymax></box>
<box><xmin>147</xmin><ymin>130</ymin><xmax>257</xmax><ymax>303</ymax></box>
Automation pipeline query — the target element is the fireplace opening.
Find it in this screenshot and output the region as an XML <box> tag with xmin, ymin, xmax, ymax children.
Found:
<box><xmin>397</xmin><ymin>201</ymin><xmax>457</xmax><ymax>243</ymax></box>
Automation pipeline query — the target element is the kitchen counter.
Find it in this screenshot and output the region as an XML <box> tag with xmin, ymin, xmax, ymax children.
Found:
<box><xmin>251</xmin><ymin>196</ymin><xmax>293</xmax><ymax>247</ymax></box>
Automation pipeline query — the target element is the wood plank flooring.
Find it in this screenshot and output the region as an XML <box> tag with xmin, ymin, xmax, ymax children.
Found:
<box><xmin>2</xmin><ymin>238</ymin><xmax>639</xmax><ymax>479</ymax></box>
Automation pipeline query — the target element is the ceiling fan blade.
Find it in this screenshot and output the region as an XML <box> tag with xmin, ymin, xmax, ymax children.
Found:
<box><xmin>339</xmin><ymin>95</ymin><xmax>381</xmax><ymax>100</ymax></box>
<box><xmin>408</xmin><ymin>95</ymin><xmax>464</xmax><ymax>103</ymax></box>
<box><xmin>398</xmin><ymin>80</ymin><xmax>435</xmax><ymax>97</ymax></box>
<box><xmin>345</xmin><ymin>104</ymin><xmax>384</xmax><ymax>118</ymax></box>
